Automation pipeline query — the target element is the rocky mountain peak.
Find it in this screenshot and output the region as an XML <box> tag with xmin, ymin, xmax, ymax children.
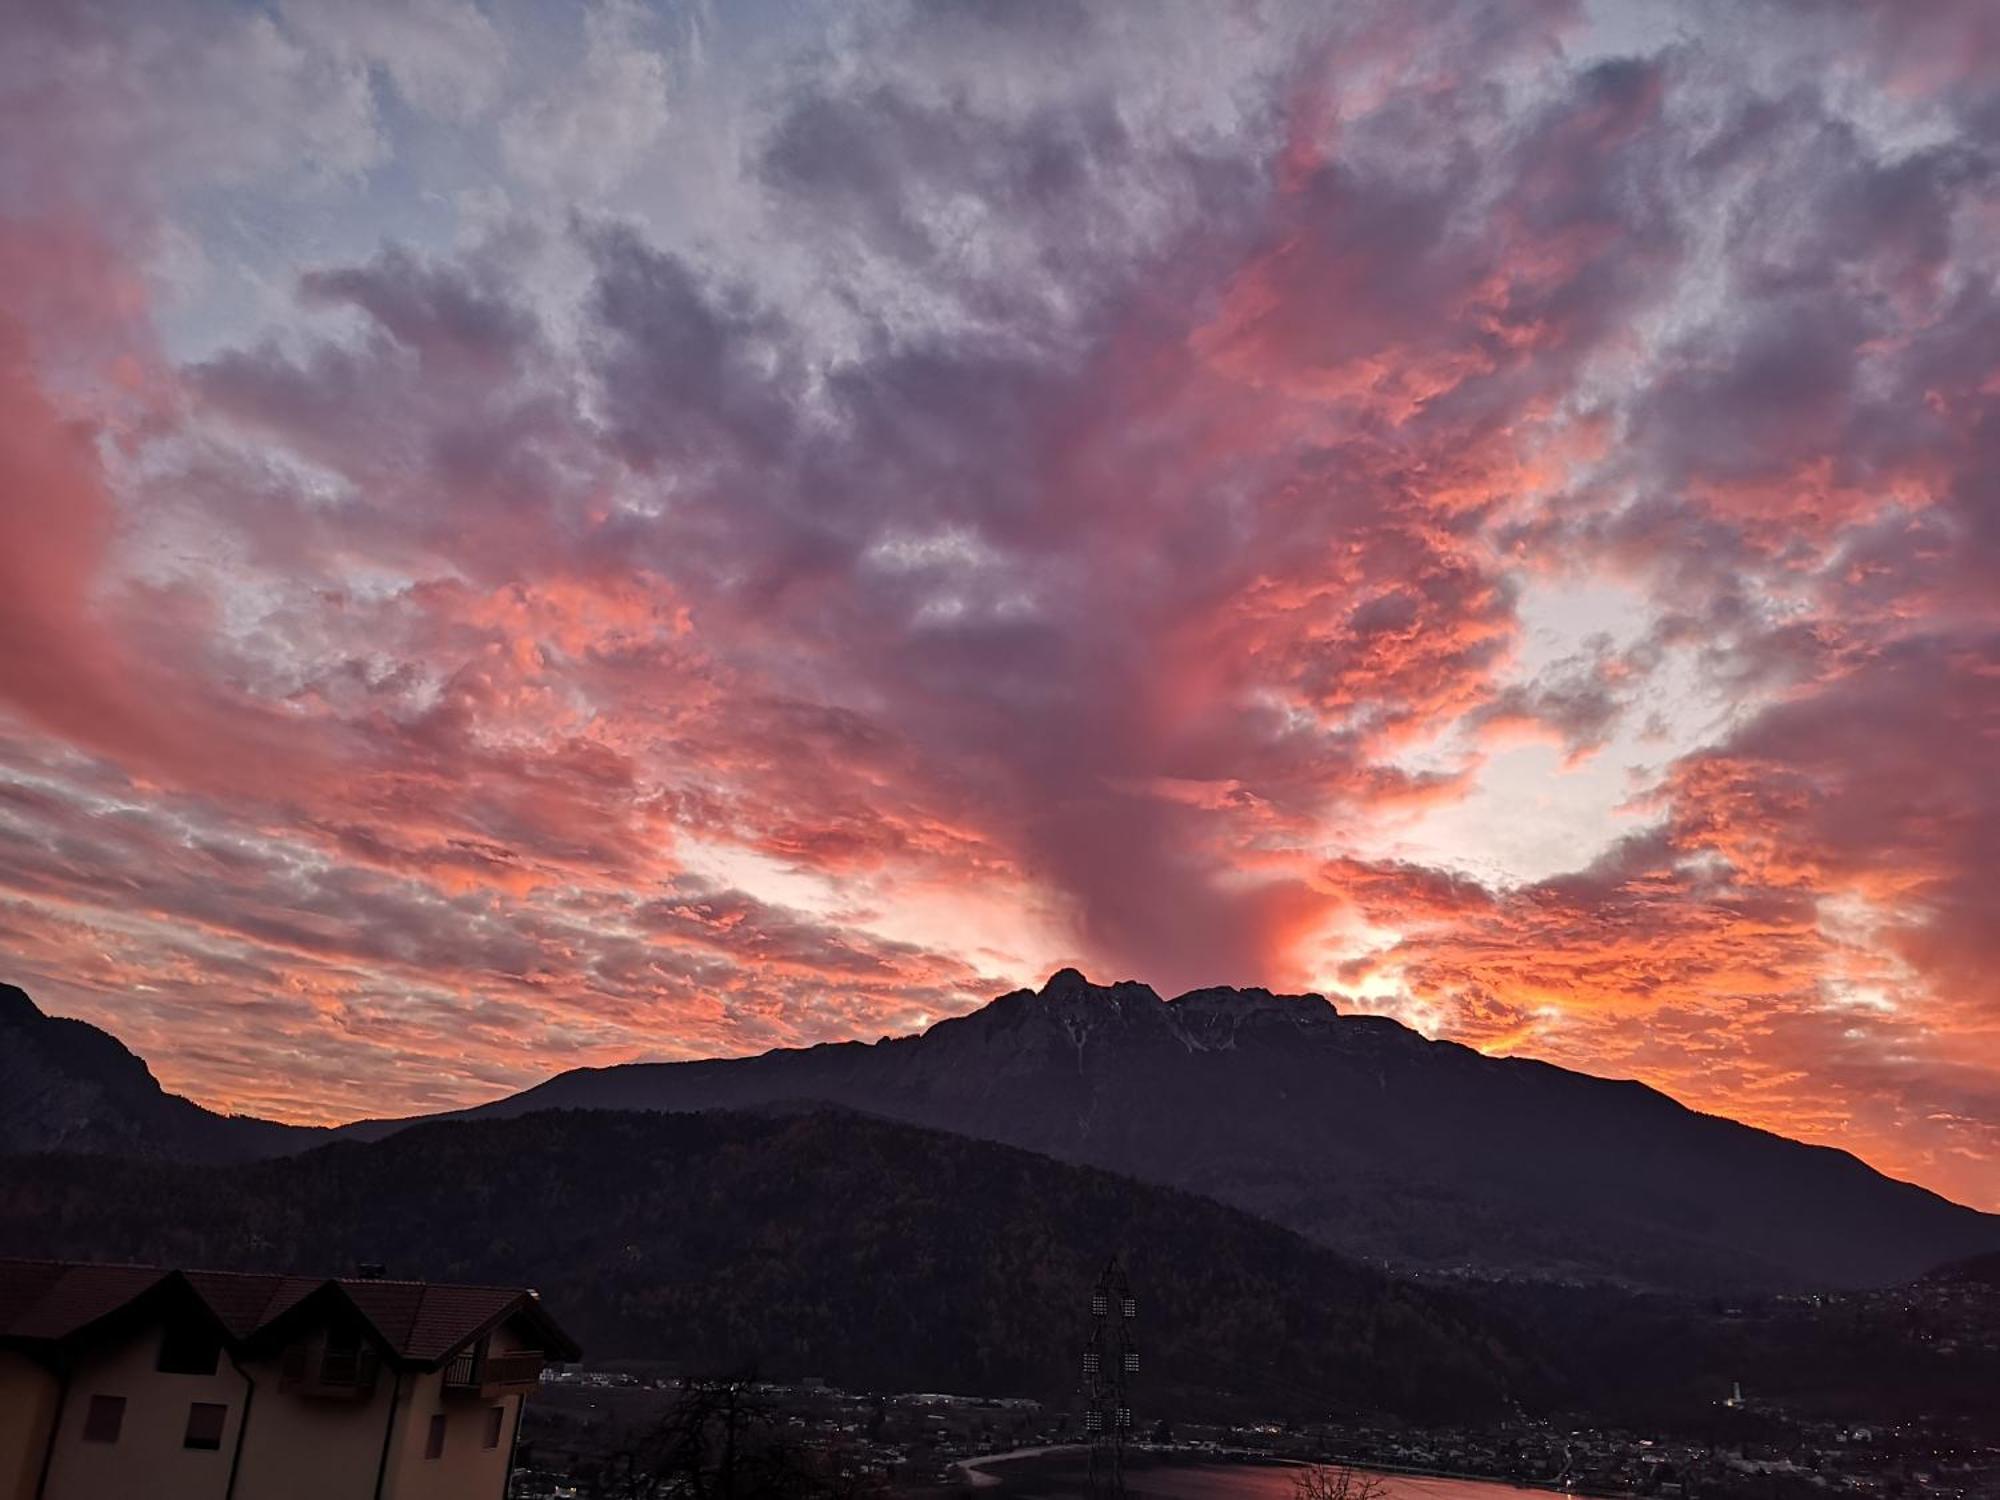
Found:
<box><xmin>962</xmin><ymin>970</ymin><xmax>1347</xmax><ymax>1054</ymax></box>
<box><xmin>1167</xmin><ymin>984</ymin><xmax>1337</xmax><ymax>1019</ymax></box>
<box><xmin>981</xmin><ymin>969</ymin><xmax>1175</xmax><ymax>1050</ymax></box>
<box><xmin>0</xmin><ymin>980</ymin><xmax>317</xmax><ymax>1162</ymax></box>
<box><xmin>1034</xmin><ymin>967</ymin><xmax>1161</xmax><ymax>1007</ymax></box>
<box><xmin>1166</xmin><ymin>983</ymin><xmax>1339</xmax><ymax>1049</ymax></box>
<box><xmin>0</xmin><ymin>982</ymin><xmax>45</xmax><ymax>1025</ymax></box>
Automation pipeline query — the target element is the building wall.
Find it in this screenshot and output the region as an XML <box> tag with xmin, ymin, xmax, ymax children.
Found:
<box><xmin>0</xmin><ymin>1351</ymin><xmax>59</xmax><ymax>1500</ymax></box>
<box><xmin>22</xmin><ymin>1314</ymin><xmax>543</xmax><ymax>1500</ymax></box>
<box><xmin>379</xmin><ymin>1368</ymin><xmax>520</xmax><ymax>1500</ymax></box>
<box><xmin>229</xmin><ymin>1352</ymin><xmax>401</xmax><ymax>1500</ymax></box>
<box><xmin>378</xmin><ymin>1317</ymin><xmax>538</xmax><ymax>1500</ymax></box>
<box><xmin>39</xmin><ymin>1320</ymin><xmax>249</xmax><ymax>1500</ymax></box>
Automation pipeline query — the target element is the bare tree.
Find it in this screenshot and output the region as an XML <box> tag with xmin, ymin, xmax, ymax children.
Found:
<box><xmin>593</xmin><ymin>1371</ymin><xmax>885</xmax><ymax>1500</ymax></box>
<box><xmin>1292</xmin><ymin>1463</ymin><xmax>1388</xmax><ymax>1500</ymax></box>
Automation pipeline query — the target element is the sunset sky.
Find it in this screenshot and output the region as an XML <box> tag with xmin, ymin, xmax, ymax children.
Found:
<box><xmin>2</xmin><ymin>0</ymin><xmax>1996</xmax><ymax>1207</ymax></box>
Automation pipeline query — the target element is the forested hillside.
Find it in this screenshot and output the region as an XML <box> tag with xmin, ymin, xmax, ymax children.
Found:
<box><xmin>0</xmin><ymin>1106</ymin><xmax>1538</xmax><ymax>1419</ymax></box>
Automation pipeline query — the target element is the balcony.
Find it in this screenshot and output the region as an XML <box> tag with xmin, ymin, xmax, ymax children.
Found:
<box><xmin>280</xmin><ymin>1336</ymin><xmax>379</xmax><ymax>1399</ymax></box>
<box><xmin>443</xmin><ymin>1346</ymin><xmax>545</xmax><ymax>1397</ymax></box>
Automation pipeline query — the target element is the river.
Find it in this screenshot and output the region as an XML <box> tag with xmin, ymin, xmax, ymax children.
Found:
<box><xmin>958</xmin><ymin>1448</ymin><xmax>1562</xmax><ymax>1500</ymax></box>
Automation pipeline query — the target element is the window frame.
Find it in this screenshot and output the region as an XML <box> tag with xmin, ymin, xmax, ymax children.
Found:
<box><xmin>157</xmin><ymin>1318</ymin><xmax>222</xmax><ymax>1377</ymax></box>
<box><xmin>320</xmin><ymin>1322</ymin><xmax>366</xmax><ymax>1385</ymax></box>
<box><xmin>183</xmin><ymin>1400</ymin><xmax>228</xmax><ymax>1452</ymax></box>
<box><xmin>482</xmin><ymin>1404</ymin><xmax>506</xmax><ymax>1450</ymax></box>
<box><xmin>81</xmin><ymin>1394</ymin><xmax>126</xmax><ymax>1444</ymax></box>
<box><xmin>424</xmin><ymin>1411</ymin><xmax>448</xmax><ymax>1460</ymax></box>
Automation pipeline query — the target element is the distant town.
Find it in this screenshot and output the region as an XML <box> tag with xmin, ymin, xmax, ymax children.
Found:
<box><xmin>514</xmin><ymin>1361</ymin><xmax>2000</xmax><ymax>1500</ymax></box>
<box><xmin>3</xmin><ymin>1235</ymin><xmax>1996</xmax><ymax>1500</ymax></box>
<box><xmin>507</xmin><ymin>1264</ymin><xmax>2000</xmax><ymax>1500</ymax></box>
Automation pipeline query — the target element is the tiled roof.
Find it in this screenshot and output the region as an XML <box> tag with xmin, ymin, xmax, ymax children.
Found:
<box><xmin>0</xmin><ymin>1260</ymin><xmax>77</xmax><ymax>1333</ymax></box>
<box><xmin>183</xmin><ymin>1271</ymin><xmax>321</xmax><ymax>1339</ymax></box>
<box><xmin>0</xmin><ymin>1259</ymin><xmax>579</xmax><ymax>1366</ymax></box>
<box><xmin>0</xmin><ymin>1260</ymin><xmax>173</xmax><ymax>1342</ymax></box>
<box><xmin>349</xmin><ymin>1280</ymin><xmax>529</xmax><ymax>1364</ymax></box>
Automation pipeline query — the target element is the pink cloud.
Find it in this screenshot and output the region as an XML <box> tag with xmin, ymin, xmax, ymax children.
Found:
<box><xmin>0</xmin><ymin>0</ymin><xmax>1996</xmax><ymax>1211</ymax></box>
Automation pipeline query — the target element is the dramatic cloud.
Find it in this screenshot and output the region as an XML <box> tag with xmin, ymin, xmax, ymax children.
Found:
<box><xmin>1</xmin><ymin>0</ymin><xmax>1994</xmax><ymax>1206</ymax></box>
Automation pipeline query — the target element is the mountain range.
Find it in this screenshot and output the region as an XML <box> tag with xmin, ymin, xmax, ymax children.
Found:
<box><xmin>5</xmin><ymin>971</ymin><xmax>1997</xmax><ymax>1292</ymax></box>
<box><xmin>0</xmin><ymin>982</ymin><xmax>317</xmax><ymax>1161</ymax></box>
<box><xmin>340</xmin><ymin>969</ymin><xmax>1999</xmax><ymax>1291</ymax></box>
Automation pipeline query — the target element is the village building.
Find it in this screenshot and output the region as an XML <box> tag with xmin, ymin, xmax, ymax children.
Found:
<box><xmin>0</xmin><ymin>1258</ymin><xmax>580</xmax><ymax>1500</ymax></box>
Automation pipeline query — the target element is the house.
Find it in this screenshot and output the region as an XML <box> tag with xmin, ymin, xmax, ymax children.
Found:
<box><xmin>0</xmin><ymin>1258</ymin><xmax>581</xmax><ymax>1500</ymax></box>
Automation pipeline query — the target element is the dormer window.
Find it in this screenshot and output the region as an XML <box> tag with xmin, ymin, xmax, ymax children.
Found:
<box><xmin>158</xmin><ymin>1319</ymin><xmax>221</xmax><ymax>1376</ymax></box>
<box><xmin>322</xmin><ymin>1325</ymin><xmax>364</xmax><ymax>1385</ymax></box>
<box><xmin>279</xmin><ymin>1323</ymin><xmax>380</xmax><ymax>1397</ymax></box>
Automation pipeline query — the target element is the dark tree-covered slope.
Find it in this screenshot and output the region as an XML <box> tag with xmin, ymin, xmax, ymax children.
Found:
<box><xmin>0</xmin><ymin>1107</ymin><xmax>1536</xmax><ymax>1420</ymax></box>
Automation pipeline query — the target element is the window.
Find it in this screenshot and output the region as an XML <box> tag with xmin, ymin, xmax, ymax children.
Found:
<box><xmin>321</xmin><ymin>1325</ymin><xmax>364</xmax><ymax>1385</ymax></box>
<box><xmin>158</xmin><ymin>1320</ymin><xmax>221</xmax><ymax>1376</ymax></box>
<box><xmin>183</xmin><ymin>1401</ymin><xmax>227</xmax><ymax>1451</ymax></box>
<box><xmin>81</xmin><ymin>1395</ymin><xmax>126</xmax><ymax>1444</ymax></box>
<box><xmin>424</xmin><ymin>1412</ymin><xmax>447</xmax><ymax>1460</ymax></box>
<box><xmin>483</xmin><ymin>1406</ymin><xmax>506</xmax><ymax>1450</ymax></box>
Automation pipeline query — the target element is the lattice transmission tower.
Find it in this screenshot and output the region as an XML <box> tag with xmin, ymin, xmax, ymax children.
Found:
<box><xmin>1081</xmin><ymin>1255</ymin><xmax>1137</xmax><ymax>1500</ymax></box>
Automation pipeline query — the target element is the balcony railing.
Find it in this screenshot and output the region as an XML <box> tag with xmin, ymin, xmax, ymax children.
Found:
<box><xmin>443</xmin><ymin>1347</ymin><xmax>544</xmax><ymax>1395</ymax></box>
<box><xmin>443</xmin><ymin>1347</ymin><xmax>480</xmax><ymax>1389</ymax></box>
<box><xmin>479</xmin><ymin>1353</ymin><xmax>546</xmax><ymax>1391</ymax></box>
<box><xmin>280</xmin><ymin>1338</ymin><xmax>379</xmax><ymax>1399</ymax></box>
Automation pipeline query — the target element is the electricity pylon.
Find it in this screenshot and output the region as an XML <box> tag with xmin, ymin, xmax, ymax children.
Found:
<box><xmin>1082</xmin><ymin>1256</ymin><xmax>1137</xmax><ymax>1499</ymax></box>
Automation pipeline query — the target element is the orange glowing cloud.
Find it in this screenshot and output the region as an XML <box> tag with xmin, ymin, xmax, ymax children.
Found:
<box><xmin>0</xmin><ymin>0</ymin><xmax>1996</xmax><ymax>1211</ymax></box>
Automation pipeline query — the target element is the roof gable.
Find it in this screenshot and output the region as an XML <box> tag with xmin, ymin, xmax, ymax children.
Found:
<box><xmin>0</xmin><ymin>1259</ymin><xmax>579</xmax><ymax>1367</ymax></box>
<box><xmin>1</xmin><ymin>1261</ymin><xmax>175</xmax><ymax>1343</ymax></box>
